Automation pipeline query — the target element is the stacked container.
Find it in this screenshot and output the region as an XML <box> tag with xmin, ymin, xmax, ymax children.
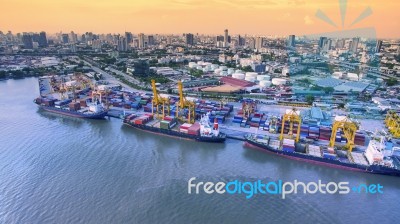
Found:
<box><xmin>308</xmin><ymin>145</ymin><xmax>321</xmax><ymax>157</ymax></box>
<box><xmin>355</xmin><ymin>132</ymin><xmax>366</xmax><ymax>146</ymax></box>
<box><xmin>179</xmin><ymin>123</ymin><xmax>192</xmax><ymax>133</ymax></box>
<box><xmin>233</xmin><ymin>115</ymin><xmax>243</xmax><ymax>123</ymax></box>
<box><xmin>300</xmin><ymin>124</ymin><xmax>309</xmax><ymax>137</ymax></box>
<box><xmin>319</xmin><ymin>126</ymin><xmax>331</xmax><ymax>141</ymax></box>
<box><xmin>322</xmin><ymin>147</ymin><xmax>337</xmax><ymax>160</ymax></box>
<box><xmin>282</xmin><ymin>139</ymin><xmax>295</xmax><ymax>153</ymax></box>
<box><xmin>188</xmin><ymin>123</ymin><xmax>200</xmax><ymax>136</ymax></box>
<box><xmin>69</xmin><ymin>102</ymin><xmax>81</xmax><ymax>111</ymax></box>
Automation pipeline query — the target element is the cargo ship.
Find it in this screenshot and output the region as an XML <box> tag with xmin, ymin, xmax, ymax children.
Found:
<box><xmin>244</xmin><ymin>134</ymin><xmax>400</xmax><ymax>176</ymax></box>
<box><xmin>123</xmin><ymin>112</ymin><xmax>226</xmax><ymax>143</ymax></box>
<box><xmin>34</xmin><ymin>76</ymin><xmax>107</xmax><ymax>119</ymax></box>
<box><xmin>34</xmin><ymin>97</ymin><xmax>107</xmax><ymax>119</ymax></box>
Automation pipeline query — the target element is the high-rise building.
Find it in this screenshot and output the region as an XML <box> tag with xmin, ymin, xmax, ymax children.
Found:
<box><xmin>375</xmin><ymin>40</ymin><xmax>383</xmax><ymax>53</ymax></box>
<box><xmin>148</xmin><ymin>35</ymin><xmax>155</xmax><ymax>46</ymax></box>
<box><xmin>397</xmin><ymin>46</ymin><xmax>400</xmax><ymax>55</ymax></box>
<box><xmin>224</xmin><ymin>29</ymin><xmax>229</xmax><ymax>47</ymax></box>
<box><xmin>336</xmin><ymin>39</ymin><xmax>345</xmax><ymax>49</ymax></box>
<box><xmin>167</xmin><ymin>36</ymin><xmax>172</xmax><ymax>45</ymax></box>
<box><xmin>138</xmin><ymin>33</ymin><xmax>146</xmax><ymax>49</ymax></box>
<box><xmin>185</xmin><ymin>33</ymin><xmax>194</xmax><ymax>46</ymax></box>
<box><xmin>255</xmin><ymin>37</ymin><xmax>263</xmax><ymax>50</ymax></box>
<box><xmin>117</xmin><ymin>36</ymin><xmax>128</xmax><ymax>52</ymax></box>
<box><xmin>62</xmin><ymin>34</ymin><xmax>69</xmax><ymax>44</ymax></box>
<box><xmin>70</xmin><ymin>31</ymin><xmax>78</xmax><ymax>43</ymax></box>
<box><xmin>249</xmin><ymin>37</ymin><xmax>256</xmax><ymax>50</ymax></box>
<box><xmin>125</xmin><ymin>32</ymin><xmax>133</xmax><ymax>44</ymax></box>
<box><xmin>238</xmin><ymin>35</ymin><xmax>245</xmax><ymax>46</ymax></box>
<box><xmin>38</xmin><ymin>32</ymin><xmax>48</xmax><ymax>47</ymax></box>
<box><xmin>288</xmin><ymin>35</ymin><xmax>295</xmax><ymax>47</ymax></box>
<box><xmin>22</xmin><ymin>33</ymin><xmax>33</xmax><ymax>49</ymax></box>
<box><xmin>318</xmin><ymin>37</ymin><xmax>327</xmax><ymax>48</ymax></box>
<box><xmin>350</xmin><ymin>37</ymin><xmax>360</xmax><ymax>53</ymax></box>
<box><xmin>216</xmin><ymin>36</ymin><xmax>224</xmax><ymax>42</ymax></box>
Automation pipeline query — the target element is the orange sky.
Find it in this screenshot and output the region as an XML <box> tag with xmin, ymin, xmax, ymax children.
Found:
<box><xmin>1</xmin><ymin>0</ymin><xmax>399</xmax><ymax>38</ymax></box>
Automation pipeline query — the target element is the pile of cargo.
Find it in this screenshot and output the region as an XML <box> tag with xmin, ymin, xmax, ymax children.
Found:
<box><xmin>69</xmin><ymin>102</ymin><xmax>81</xmax><ymax>111</ymax></box>
<box><xmin>54</xmin><ymin>99</ymin><xmax>72</xmax><ymax>108</ymax></box>
<box><xmin>132</xmin><ymin>115</ymin><xmax>153</xmax><ymax>125</ymax></box>
<box><xmin>282</xmin><ymin>139</ymin><xmax>295</xmax><ymax>153</ymax></box>
<box><xmin>188</xmin><ymin>122</ymin><xmax>200</xmax><ymax>136</ymax></box>
<box><xmin>308</xmin><ymin>126</ymin><xmax>319</xmax><ymax>139</ymax></box>
<box><xmin>232</xmin><ymin>115</ymin><xmax>243</xmax><ymax>123</ymax></box>
<box><xmin>160</xmin><ymin>116</ymin><xmax>177</xmax><ymax>130</ymax></box>
<box><xmin>354</xmin><ymin>132</ymin><xmax>366</xmax><ymax>146</ymax></box>
<box><xmin>40</xmin><ymin>98</ymin><xmax>57</xmax><ymax>107</ymax></box>
<box><xmin>179</xmin><ymin>123</ymin><xmax>192</xmax><ymax>134</ymax></box>
<box><xmin>351</xmin><ymin>152</ymin><xmax>369</xmax><ymax>165</ymax></box>
<box><xmin>255</xmin><ymin>135</ymin><xmax>269</xmax><ymax>144</ymax></box>
<box><xmin>79</xmin><ymin>99</ymin><xmax>87</xmax><ymax>107</ymax></box>
<box><xmin>269</xmin><ymin>140</ymin><xmax>280</xmax><ymax>150</ymax></box>
<box><xmin>319</xmin><ymin>126</ymin><xmax>331</xmax><ymax>141</ymax></box>
<box><xmin>308</xmin><ymin>145</ymin><xmax>322</xmax><ymax>157</ymax></box>
<box><xmin>300</xmin><ymin>125</ymin><xmax>309</xmax><ymax>137</ymax></box>
<box><xmin>249</xmin><ymin>117</ymin><xmax>261</xmax><ymax>128</ymax></box>
<box><xmin>322</xmin><ymin>147</ymin><xmax>337</xmax><ymax>160</ymax></box>
<box><xmin>124</xmin><ymin>114</ymin><xmax>138</xmax><ymax>123</ymax></box>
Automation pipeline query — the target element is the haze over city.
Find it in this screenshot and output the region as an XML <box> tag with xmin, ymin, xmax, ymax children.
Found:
<box><xmin>1</xmin><ymin>0</ymin><xmax>399</xmax><ymax>38</ymax></box>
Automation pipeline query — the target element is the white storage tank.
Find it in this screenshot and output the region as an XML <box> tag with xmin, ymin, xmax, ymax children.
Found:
<box><xmin>220</xmin><ymin>71</ymin><xmax>228</xmax><ymax>76</ymax></box>
<box><xmin>232</xmin><ymin>73</ymin><xmax>245</xmax><ymax>80</ymax></box>
<box><xmin>188</xmin><ymin>62</ymin><xmax>197</xmax><ymax>68</ymax></box>
<box><xmin>245</xmin><ymin>72</ymin><xmax>258</xmax><ymax>78</ymax></box>
<box><xmin>257</xmin><ymin>75</ymin><xmax>270</xmax><ymax>81</ymax></box>
<box><xmin>227</xmin><ymin>68</ymin><xmax>235</xmax><ymax>75</ymax></box>
<box><xmin>245</xmin><ymin>76</ymin><xmax>256</xmax><ymax>82</ymax></box>
<box><xmin>211</xmin><ymin>64</ymin><xmax>219</xmax><ymax>70</ymax></box>
<box><xmin>271</xmin><ymin>78</ymin><xmax>287</xmax><ymax>86</ymax></box>
<box><xmin>219</xmin><ymin>66</ymin><xmax>228</xmax><ymax>71</ymax></box>
<box><xmin>259</xmin><ymin>80</ymin><xmax>272</xmax><ymax>87</ymax></box>
<box><xmin>235</xmin><ymin>69</ymin><xmax>243</xmax><ymax>73</ymax></box>
<box><xmin>214</xmin><ymin>69</ymin><xmax>222</xmax><ymax>74</ymax></box>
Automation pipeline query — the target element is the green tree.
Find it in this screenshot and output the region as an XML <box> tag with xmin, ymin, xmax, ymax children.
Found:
<box><xmin>306</xmin><ymin>95</ymin><xmax>315</xmax><ymax>105</ymax></box>
<box><xmin>386</xmin><ymin>78</ymin><xmax>398</xmax><ymax>86</ymax></box>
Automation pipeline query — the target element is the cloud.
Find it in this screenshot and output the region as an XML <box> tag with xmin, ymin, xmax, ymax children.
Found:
<box><xmin>304</xmin><ymin>15</ymin><xmax>314</xmax><ymax>25</ymax></box>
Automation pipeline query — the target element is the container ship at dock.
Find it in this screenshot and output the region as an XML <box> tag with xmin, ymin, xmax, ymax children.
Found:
<box><xmin>123</xmin><ymin>112</ymin><xmax>226</xmax><ymax>143</ymax></box>
<box><xmin>34</xmin><ymin>76</ymin><xmax>107</xmax><ymax>119</ymax></box>
<box><xmin>244</xmin><ymin>135</ymin><xmax>400</xmax><ymax>176</ymax></box>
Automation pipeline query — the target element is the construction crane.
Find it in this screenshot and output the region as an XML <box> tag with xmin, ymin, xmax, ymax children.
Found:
<box><xmin>176</xmin><ymin>81</ymin><xmax>195</xmax><ymax>124</ymax></box>
<box><xmin>279</xmin><ymin>108</ymin><xmax>302</xmax><ymax>142</ymax></box>
<box><xmin>385</xmin><ymin>111</ymin><xmax>400</xmax><ymax>138</ymax></box>
<box><xmin>329</xmin><ymin>116</ymin><xmax>359</xmax><ymax>154</ymax></box>
<box><xmin>151</xmin><ymin>79</ymin><xmax>170</xmax><ymax>119</ymax></box>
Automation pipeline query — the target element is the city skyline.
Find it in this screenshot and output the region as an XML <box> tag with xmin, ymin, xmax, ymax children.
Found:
<box><xmin>1</xmin><ymin>0</ymin><xmax>400</xmax><ymax>38</ymax></box>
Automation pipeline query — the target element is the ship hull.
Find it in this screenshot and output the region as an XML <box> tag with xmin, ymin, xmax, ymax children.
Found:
<box><xmin>244</xmin><ymin>138</ymin><xmax>400</xmax><ymax>177</ymax></box>
<box><xmin>123</xmin><ymin>122</ymin><xmax>226</xmax><ymax>143</ymax></box>
<box><xmin>39</xmin><ymin>105</ymin><xmax>107</xmax><ymax>119</ymax></box>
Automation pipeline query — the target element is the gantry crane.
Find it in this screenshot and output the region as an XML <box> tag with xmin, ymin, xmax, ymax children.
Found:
<box><xmin>242</xmin><ymin>101</ymin><xmax>256</xmax><ymax>118</ymax></box>
<box><xmin>329</xmin><ymin>116</ymin><xmax>359</xmax><ymax>154</ymax></box>
<box><xmin>176</xmin><ymin>81</ymin><xmax>195</xmax><ymax>124</ymax></box>
<box><xmin>219</xmin><ymin>97</ymin><xmax>228</xmax><ymax>109</ymax></box>
<box><xmin>280</xmin><ymin>108</ymin><xmax>302</xmax><ymax>142</ymax></box>
<box><xmin>385</xmin><ymin>111</ymin><xmax>400</xmax><ymax>138</ymax></box>
<box><xmin>151</xmin><ymin>79</ymin><xmax>170</xmax><ymax>119</ymax></box>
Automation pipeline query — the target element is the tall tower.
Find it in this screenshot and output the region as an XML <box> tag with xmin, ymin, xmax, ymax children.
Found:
<box><xmin>255</xmin><ymin>37</ymin><xmax>263</xmax><ymax>51</ymax></box>
<box><xmin>288</xmin><ymin>35</ymin><xmax>295</xmax><ymax>47</ymax></box>
<box><xmin>224</xmin><ymin>29</ymin><xmax>228</xmax><ymax>47</ymax></box>
<box><xmin>138</xmin><ymin>33</ymin><xmax>145</xmax><ymax>49</ymax></box>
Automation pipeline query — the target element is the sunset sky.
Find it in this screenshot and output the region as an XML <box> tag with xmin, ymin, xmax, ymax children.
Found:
<box><xmin>1</xmin><ymin>0</ymin><xmax>399</xmax><ymax>38</ymax></box>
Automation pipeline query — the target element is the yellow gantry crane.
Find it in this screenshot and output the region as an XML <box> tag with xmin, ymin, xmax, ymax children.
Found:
<box><xmin>279</xmin><ymin>108</ymin><xmax>302</xmax><ymax>142</ymax></box>
<box><xmin>329</xmin><ymin>116</ymin><xmax>359</xmax><ymax>154</ymax></box>
<box><xmin>176</xmin><ymin>81</ymin><xmax>195</xmax><ymax>124</ymax></box>
<box><xmin>385</xmin><ymin>111</ymin><xmax>400</xmax><ymax>138</ymax></box>
<box><xmin>151</xmin><ymin>79</ymin><xmax>170</xmax><ymax>119</ymax></box>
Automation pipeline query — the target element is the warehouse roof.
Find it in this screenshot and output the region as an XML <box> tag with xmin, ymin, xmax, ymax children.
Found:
<box><xmin>220</xmin><ymin>76</ymin><xmax>255</xmax><ymax>87</ymax></box>
<box><xmin>314</xmin><ymin>77</ymin><xmax>344</xmax><ymax>88</ymax></box>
